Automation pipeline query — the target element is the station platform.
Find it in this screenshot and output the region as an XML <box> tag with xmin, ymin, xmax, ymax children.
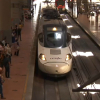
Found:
<box><xmin>73</xmin><ymin>14</ymin><xmax>100</xmax><ymax>47</ymax></box>
<box><xmin>2</xmin><ymin>19</ymin><xmax>35</xmax><ymax>100</ymax></box>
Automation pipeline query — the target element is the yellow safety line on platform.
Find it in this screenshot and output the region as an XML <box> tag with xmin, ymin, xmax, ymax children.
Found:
<box><xmin>22</xmin><ymin>68</ymin><xmax>29</xmax><ymax>100</ymax></box>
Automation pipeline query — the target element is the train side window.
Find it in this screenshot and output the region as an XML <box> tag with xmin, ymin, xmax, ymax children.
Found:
<box><xmin>67</xmin><ymin>33</ymin><xmax>71</xmax><ymax>43</ymax></box>
<box><xmin>38</xmin><ymin>33</ymin><xmax>43</xmax><ymax>42</ymax></box>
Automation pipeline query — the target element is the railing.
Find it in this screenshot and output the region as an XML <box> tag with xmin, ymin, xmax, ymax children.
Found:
<box><xmin>72</xmin><ymin>73</ymin><xmax>100</xmax><ymax>92</ymax></box>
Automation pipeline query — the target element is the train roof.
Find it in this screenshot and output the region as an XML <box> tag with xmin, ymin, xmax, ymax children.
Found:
<box><xmin>39</xmin><ymin>8</ymin><xmax>67</xmax><ymax>33</ymax></box>
<box><xmin>41</xmin><ymin>17</ymin><xmax>66</xmax><ymax>26</ymax></box>
<box><xmin>39</xmin><ymin>18</ymin><xmax>67</xmax><ymax>34</ymax></box>
<box><xmin>41</xmin><ymin>7</ymin><xmax>60</xmax><ymax>19</ymax></box>
<box><xmin>42</xmin><ymin>7</ymin><xmax>57</xmax><ymax>13</ymax></box>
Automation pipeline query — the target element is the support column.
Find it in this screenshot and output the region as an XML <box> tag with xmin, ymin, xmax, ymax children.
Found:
<box><xmin>11</xmin><ymin>0</ymin><xmax>22</xmax><ymax>26</ymax></box>
<box><xmin>0</xmin><ymin>0</ymin><xmax>11</xmax><ymax>44</ymax></box>
<box><xmin>22</xmin><ymin>0</ymin><xmax>28</xmax><ymax>25</ymax></box>
<box><xmin>23</xmin><ymin>0</ymin><xmax>28</xmax><ymax>7</ymax></box>
<box><xmin>19</xmin><ymin>1</ymin><xmax>23</xmax><ymax>19</ymax></box>
<box><xmin>83</xmin><ymin>0</ymin><xmax>88</xmax><ymax>13</ymax></box>
<box><xmin>27</xmin><ymin>0</ymin><xmax>32</xmax><ymax>10</ymax></box>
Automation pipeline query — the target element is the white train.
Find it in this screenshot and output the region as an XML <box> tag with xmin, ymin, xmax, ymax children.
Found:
<box><xmin>37</xmin><ymin>12</ymin><xmax>72</xmax><ymax>76</ymax></box>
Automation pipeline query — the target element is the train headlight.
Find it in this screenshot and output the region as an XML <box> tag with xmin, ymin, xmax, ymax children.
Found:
<box><xmin>39</xmin><ymin>54</ymin><xmax>46</xmax><ymax>61</ymax></box>
<box><xmin>52</xmin><ymin>27</ymin><xmax>57</xmax><ymax>31</ymax></box>
<box><xmin>65</xmin><ymin>54</ymin><xmax>72</xmax><ymax>61</ymax></box>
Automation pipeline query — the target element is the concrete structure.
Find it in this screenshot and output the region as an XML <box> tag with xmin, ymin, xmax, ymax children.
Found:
<box><xmin>11</xmin><ymin>0</ymin><xmax>23</xmax><ymax>26</ymax></box>
<box><xmin>0</xmin><ymin>0</ymin><xmax>32</xmax><ymax>43</ymax></box>
<box><xmin>0</xmin><ymin>0</ymin><xmax>11</xmax><ymax>44</ymax></box>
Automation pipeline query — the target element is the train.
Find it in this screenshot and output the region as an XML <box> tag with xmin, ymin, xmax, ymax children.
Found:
<box><xmin>41</xmin><ymin>7</ymin><xmax>60</xmax><ymax>19</ymax></box>
<box><xmin>55</xmin><ymin>0</ymin><xmax>65</xmax><ymax>13</ymax></box>
<box><xmin>37</xmin><ymin>8</ymin><xmax>72</xmax><ymax>76</ymax></box>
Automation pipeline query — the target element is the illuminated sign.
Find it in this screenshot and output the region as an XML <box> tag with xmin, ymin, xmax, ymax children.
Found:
<box><xmin>47</xmin><ymin>27</ymin><xmax>62</xmax><ymax>31</ymax></box>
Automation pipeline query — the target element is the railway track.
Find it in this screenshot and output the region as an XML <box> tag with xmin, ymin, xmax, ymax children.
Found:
<box><xmin>67</xmin><ymin>14</ymin><xmax>100</xmax><ymax>100</ymax></box>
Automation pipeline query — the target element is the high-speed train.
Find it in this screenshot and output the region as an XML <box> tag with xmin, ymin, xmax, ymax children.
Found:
<box><xmin>37</xmin><ymin>10</ymin><xmax>72</xmax><ymax>75</ymax></box>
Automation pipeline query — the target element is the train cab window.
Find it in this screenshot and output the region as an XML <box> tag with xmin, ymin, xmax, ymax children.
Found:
<box><xmin>67</xmin><ymin>33</ymin><xmax>71</xmax><ymax>43</ymax></box>
<box><xmin>38</xmin><ymin>33</ymin><xmax>43</xmax><ymax>43</ymax></box>
<box><xmin>46</xmin><ymin>32</ymin><xmax>63</xmax><ymax>47</ymax></box>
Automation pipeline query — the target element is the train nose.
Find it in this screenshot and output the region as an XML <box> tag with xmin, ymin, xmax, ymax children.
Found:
<box><xmin>43</xmin><ymin>63</ymin><xmax>72</xmax><ymax>74</ymax></box>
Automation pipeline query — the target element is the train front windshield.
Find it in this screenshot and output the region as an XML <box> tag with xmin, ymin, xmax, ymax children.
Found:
<box><xmin>44</xmin><ymin>26</ymin><xmax>66</xmax><ymax>48</ymax></box>
<box><xmin>47</xmin><ymin>31</ymin><xmax>63</xmax><ymax>47</ymax></box>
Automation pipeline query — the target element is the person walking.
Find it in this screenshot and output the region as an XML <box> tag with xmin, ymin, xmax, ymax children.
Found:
<box><xmin>0</xmin><ymin>67</ymin><xmax>6</xmax><ymax>99</ymax></box>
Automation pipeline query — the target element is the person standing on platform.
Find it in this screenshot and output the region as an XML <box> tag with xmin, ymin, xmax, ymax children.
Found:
<box><xmin>31</xmin><ymin>8</ymin><xmax>34</xmax><ymax>16</ymax></box>
<box><xmin>35</xmin><ymin>4</ymin><xmax>36</xmax><ymax>9</ymax></box>
<box><xmin>4</xmin><ymin>54</ymin><xmax>10</xmax><ymax>78</ymax></box>
<box><xmin>12</xmin><ymin>30</ymin><xmax>16</xmax><ymax>43</ymax></box>
<box><xmin>12</xmin><ymin>30</ymin><xmax>16</xmax><ymax>55</ymax></box>
<box><xmin>0</xmin><ymin>52</ymin><xmax>5</xmax><ymax>69</ymax></box>
<box><xmin>18</xmin><ymin>23</ymin><xmax>22</xmax><ymax>41</ymax></box>
<box><xmin>0</xmin><ymin>67</ymin><xmax>6</xmax><ymax>99</ymax></box>
<box><xmin>2</xmin><ymin>37</ymin><xmax>6</xmax><ymax>47</ymax></box>
<box><xmin>14</xmin><ymin>40</ymin><xmax>20</xmax><ymax>56</ymax></box>
<box><xmin>16</xmin><ymin>42</ymin><xmax>20</xmax><ymax>56</ymax></box>
<box><xmin>14</xmin><ymin>24</ymin><xmax>18</xmax><ymax>36</ymax></box>
<box><xmin>5</xmin><ymin>43</ymin><xmax>12</xmax><ymax>64</ymax></box>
